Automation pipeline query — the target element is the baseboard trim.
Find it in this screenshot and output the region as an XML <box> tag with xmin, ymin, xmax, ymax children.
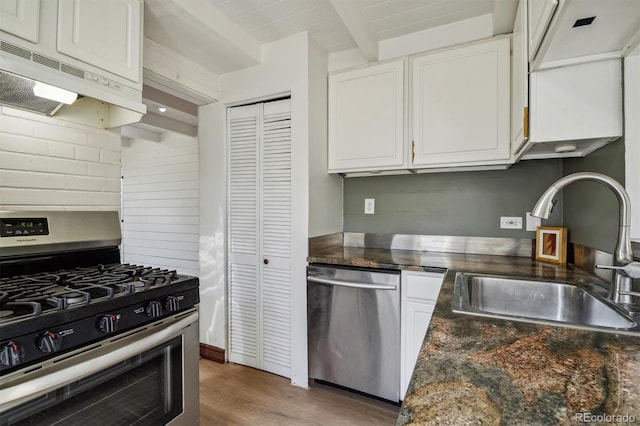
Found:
<box><xmin>200</xmin><ymin>343</ymin><xmax>225</xmax><ymax>364</ymax></box>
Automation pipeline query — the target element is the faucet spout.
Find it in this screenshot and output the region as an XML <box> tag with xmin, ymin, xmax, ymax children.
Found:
<box><xmin>531</xmin><ymin>172</ymin><xmax>633</xmax><ymax>266</ymax></box>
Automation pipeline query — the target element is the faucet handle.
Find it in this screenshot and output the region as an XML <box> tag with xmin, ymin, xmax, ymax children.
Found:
<box><xmin>596</xmin><ymin>262</ymin><xmax>640</xmax><ymax>279</ymax></box>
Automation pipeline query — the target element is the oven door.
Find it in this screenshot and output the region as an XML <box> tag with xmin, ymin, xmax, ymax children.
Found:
<box><xmin>0</xmin><ymin>309</ymin><xmax>199</xmax><ymax>426</ymax></box>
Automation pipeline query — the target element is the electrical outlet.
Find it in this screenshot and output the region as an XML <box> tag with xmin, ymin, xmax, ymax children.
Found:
<box><xmin>364</xmin><ymin>198</ymin><xmax>375</xmax><ymax>215</ymax></box>
<box><xmin>500</xmin><ymin>216</ymin><xmax>522</xmax><ymax>229</ymax></box>
<box><xmin>526</xmin><ymin>212</ymin><xmax>541</xmax><ymax>231</ymax></box>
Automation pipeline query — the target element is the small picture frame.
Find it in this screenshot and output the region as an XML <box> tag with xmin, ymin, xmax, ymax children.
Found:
<box><xmin>535</xmin><ymin>226</ymin><xmax>568</xmax><ymax>264</ymax></box>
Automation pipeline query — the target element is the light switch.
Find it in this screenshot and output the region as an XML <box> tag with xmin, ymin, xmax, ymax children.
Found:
<box><xmin>364</xmin><ymin>198</ymin><xmax>375</xmax><ymax>215</ymax></box>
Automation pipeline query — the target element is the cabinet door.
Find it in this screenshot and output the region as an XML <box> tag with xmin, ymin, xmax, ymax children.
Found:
<box><xmin>512</xmin><ymin>0</ymin><xmax>529</xmax><ymax>156</ymax></box>
<box><xmin>529</xmin><ymin>59</ymin><xmax>622</xmax><ymax>143</ymax></box>
<box><xmin>328</xmin><ymin>60</ymin><xmax>405</xmax><ymax>172</ymax></box>
<box><xmin>0</xmin><ymin>0</ymin><xmax>40</xmax><ymax>43</ymax></box>
<box><xmin>528</xmin><ymin>0</ymin><xmax>558</xmax><ymax>62</ymax></box>
<box><xmin>402</xmin><ymin>301</ymin><xmax>435</xmax><ymax>397</ymax></box>
<box><xmin>400</xmin><ymin>271</ymin><xmax>443</xmax><ymax>399</ymax></box>
<box><xmin>57</xmin><ymin>0</ymin><xmax>142</xmax><ymax>82</ymax></box>
<box><xmin>411</xmin><ymin>38</ymin><xmax>511</xmax><ymax>167</ymax></box>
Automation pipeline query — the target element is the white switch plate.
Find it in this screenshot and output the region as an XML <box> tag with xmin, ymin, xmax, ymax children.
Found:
<box><xmin>500</xmin><ymin>216</ymin><xmax>522</xmax><ymax>229</ymax></box>
<box><xmin>526</xmin><ymin>212</ymin><xmax>541</xmax><ymax>231</ymax></box>
<box><xmin>364</xmin><ymin>198</ymin><xmax>375</xmax><ymax>215</ymax></box>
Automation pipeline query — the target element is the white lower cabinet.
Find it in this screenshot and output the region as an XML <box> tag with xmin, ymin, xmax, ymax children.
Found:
<box><xmin>400</xmin><ymin>270</ymin><xmax>444</xmax><ymax>399</ymax></box>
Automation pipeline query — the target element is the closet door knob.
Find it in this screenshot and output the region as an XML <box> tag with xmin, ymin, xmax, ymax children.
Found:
<box><xmin>263</xmin><ymin>259</ymin><xmax>269</xmax><ymax>265</ymax></box>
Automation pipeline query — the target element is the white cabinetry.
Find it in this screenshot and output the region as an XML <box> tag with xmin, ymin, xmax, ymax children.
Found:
<box><xmin>57</xmin><ymin>0</ymin><xmax>142</xmax><ymax>83</ymax></box>
<box><xmin>530</xmin><ymin>0</ymin><xmax>640</xmax><ymax>70</ymax></box>
<box><xmin>523</xmin><ymin>59</ymin><xmax>622</xmax><ymax>159</ymax></box>
<box><xmin>410</xmin><ymin>37</ymin><xmax>511</xmax><ymax>167</ymax></box>
<box><xmin>512</xmin><ymin>0</ymin><xmax>529</xmax><ymax>157</ymax></box>
<box><xmin>227</xmin><ymin>99</ymin><xmax>292</xmax><ymax>378</ymax></box>
<box><xmin>400</xmin><ymin>271</ymin><xmax>444</xmax><ymax>400</ymax></box>
<box><xmin>328</xmin><ymin>60</ymin><xmax>405</xmax><ymax>173</ymax></box>
<box><xmin>528</xmin><ymin>0</ymin><xmax>558</xmax><ymax>63</ymax></box>
<box><xmin>0</xmin><ymin>0</ymin><xmax>40</xmax><ymax>43</ymax></box>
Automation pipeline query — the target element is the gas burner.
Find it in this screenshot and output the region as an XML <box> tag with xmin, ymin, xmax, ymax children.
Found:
<box><xmin>116</xmin><ymin>279</ymin><xmax>149</xmax><ymax>294</ymax></box>
<box><xmin>47</xmin><ymin>290</ymin><xmax>90</xmax><ymax>310</ymax></box>
<box><xmin>3</xmin><ymin>301</ymin><xmax>42</xmax><ymax>320</ymax></box>
<box><xmin>139</xmin><ymin>269</ymin><xmax>178</xmax><ymax>287</ymax></box>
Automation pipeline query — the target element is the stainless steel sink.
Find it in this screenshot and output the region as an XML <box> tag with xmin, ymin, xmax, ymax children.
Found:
<box><xmin>452</xmin><ymin>273</ymin><xmax>637</xmax><ymax>332</ymax></box>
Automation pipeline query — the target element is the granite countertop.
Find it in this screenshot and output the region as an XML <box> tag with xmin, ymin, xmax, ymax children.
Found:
<box><xmin>309</xmin><ymin>246</ymin><xmax>640</xmax><ymax>425</ymax></box>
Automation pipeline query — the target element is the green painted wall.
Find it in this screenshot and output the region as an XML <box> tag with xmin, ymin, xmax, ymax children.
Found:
<box><xmin>343</xmin><ymin>159</ymin><xmax>564</xmax><ymax>238</ymax></box>
<box><xmin>342</xmin><ymin>138</ymin><xmax>625</xmax><ymax>254</ymax></box>
<box><xmin>562</xmin><ymin>138</ymin><xmax>626</xmax><ymax>253</ymax></box>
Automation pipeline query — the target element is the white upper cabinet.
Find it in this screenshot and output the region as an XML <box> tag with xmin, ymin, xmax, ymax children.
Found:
<box><xmin>57</xmin><ymin>0</ymin><xmax>142</xmax><ymax>83</ymax></box>
<box><xmin>410</xmin><ymin>37</ymin><xmax>511</xmax><ymax>167</ymax></box>
<box><xmin>523</xmin><ymin>58</ymin><xmax>622</xmax><ymax>159</ymax></box>
<box><xmin>531</xmin><ymin>0</ymin><xmax>640</xmax><ymax>70</ymax></box>
<box><xmin>528</xmin><ymin>0</ymin><xmax>558</xmax><ymax>63</ymax></box>
<box><xmin>0</xmin><ymin>0</ymin><xmax>40</xmax><ymax>43</ymax></box>
<box><xmin>512</xmin><ymin>0</ymin><xmax>529</xmax><ymax>158</ymax></box>
<box><xmin>328</xmin><ymin>60</ymin><xmax>405</xmax><ymax>173</ymax></box>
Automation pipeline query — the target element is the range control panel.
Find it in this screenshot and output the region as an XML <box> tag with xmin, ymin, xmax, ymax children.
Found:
<box><xmin>0</xmin><ymin>218</ymin><xmax>49</xmax><ymax>238</ymax></box>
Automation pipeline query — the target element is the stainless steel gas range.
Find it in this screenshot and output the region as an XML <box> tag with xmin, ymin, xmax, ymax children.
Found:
<box><xmin>0</xmin><ymin>211</ymin><xmax>199</xmax><ymax>426</ymax></box>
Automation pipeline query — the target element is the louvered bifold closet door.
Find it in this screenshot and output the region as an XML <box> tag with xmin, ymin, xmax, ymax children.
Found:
<box><xmin>227</xmin><ymin>99</ymin><xmax>292</xmax><ymax>378</ymax></box>
<box><xmin>260</xmin><ymin>99</ymin><xmax>292</xmax><ymax>377</ymax></box>
<box><xmin>228</xmin><ymin>104</ymin><xmax>259</xmax><ymax>368</ymax></box>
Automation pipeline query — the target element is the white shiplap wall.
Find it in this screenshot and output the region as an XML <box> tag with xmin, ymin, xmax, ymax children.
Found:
<box><xmin>121</xmin><ymin>133</ymin><xmax>199</xmax><ymax>276</ymax></box>
<box><xmin>0</xmin><ymin>107</ymin><xmax>121</xmax><ymax>211</ymax></box>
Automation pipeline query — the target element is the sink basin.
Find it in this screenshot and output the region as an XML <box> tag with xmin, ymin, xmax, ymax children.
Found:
<box><xmin>452</xmin><ymin>273</ymin><xmax>637</xmax><ymax>331</ymax></box>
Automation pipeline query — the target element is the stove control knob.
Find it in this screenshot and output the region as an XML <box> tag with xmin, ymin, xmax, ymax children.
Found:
<box><xmin>146</xmin><ymin>301</ymin><xmax>163</xmax><ymax>318</ymax></box>
<box><xmin>0</xmin><ymin>342</ymin><xmax>25</xmax><ymax>367</ymax></box>
<box><xmin>38</xmin><ymin>332</ymin><xmax>63</xmax><ymax>353</ymax></box>
<box><xmin>165</xmin><ymin>296</ymin><xmax>180</xmax><ymax>312</ymax></box>
<box><xmin>98</xmin><ymin>314</ymin><xmax>120</xmax><ymax>333</ymax></box>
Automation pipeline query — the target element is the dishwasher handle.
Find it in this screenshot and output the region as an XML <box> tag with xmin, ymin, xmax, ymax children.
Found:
<box><xmin>307</xmin><ymin>275</ymin><xmax>397</xmax><ymax>290</ymax></box>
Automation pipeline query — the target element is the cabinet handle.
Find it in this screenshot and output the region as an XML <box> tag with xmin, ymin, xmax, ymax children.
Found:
<box><xmin>523</xmin><ymin>106</ymin><xmax>529</xmax><ymax>139</ymax></box>
<box><xmin>411</xmin><ymin>140</ymin><xmax>415</xmax><ymax>164</ymax></box>
<box><xmin>263</xmin><ymin>259</ymin><xmax>269</xmax><ymax>265</ymax></box>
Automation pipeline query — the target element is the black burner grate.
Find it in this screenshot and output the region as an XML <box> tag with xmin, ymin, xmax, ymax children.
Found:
<box><xmin>0</xmin><ymin>264</ymin><xmax>180</xmax><ymax>322</ymax></box>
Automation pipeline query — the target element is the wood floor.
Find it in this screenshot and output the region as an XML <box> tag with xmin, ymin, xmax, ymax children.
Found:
<box><xmin>199</xmin><ymin>359</ymin><xmax>400</xmax><ymax>425</ymax></box>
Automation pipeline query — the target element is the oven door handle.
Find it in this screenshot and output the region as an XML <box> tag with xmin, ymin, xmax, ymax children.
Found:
<box><xmin>0</xmin><ymin>311</ymin><xmax>198</xmax><ymax>410</ymax></box>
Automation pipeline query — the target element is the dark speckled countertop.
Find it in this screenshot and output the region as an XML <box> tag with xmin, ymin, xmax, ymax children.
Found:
<box><xmin>308</xmin><ymin>246</ymin><xmax>640</xmax><ymax>425</ymax></box>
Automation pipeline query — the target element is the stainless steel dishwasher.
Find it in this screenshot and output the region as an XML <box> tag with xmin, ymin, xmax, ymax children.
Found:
<box><xmin>307</xmin><ymin>264</ymin><xmax>400</xmax><ymax>402</ymax></box>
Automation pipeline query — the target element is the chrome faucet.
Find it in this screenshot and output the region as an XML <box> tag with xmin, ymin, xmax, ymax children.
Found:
<box><xmin>531</xmin><ymin>172</ymin><xmax>636</xmax><ymax>303</ymax></box>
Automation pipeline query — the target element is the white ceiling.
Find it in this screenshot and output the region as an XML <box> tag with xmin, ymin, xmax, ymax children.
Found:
<box><xmin>211</xmin><ymin>0</ymin><xmax>498</xmax><ymax>52</ymax></box>
<box><xmin>144</xmin><ymin>0</ymin><xmax>518</xmax><ymax>75</ymax></box>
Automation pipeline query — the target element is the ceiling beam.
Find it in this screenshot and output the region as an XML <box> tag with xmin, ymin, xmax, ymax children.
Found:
<box><xmin>329</xmin><ymin>0</ymin><xmax>378</xmax><ymax>61</ymax></box>
<box><xmin>143</xmin><ymin>85</ymin><xmax>198</xmax><ymax>116</ymax></box>
<box><xmin>171</xmin><ymin>0</ymin><xmax>261</xmax><ymax>64</ymax></box>
<box><xmin>141</xmin><ymin>113</ymin><xmax>198</xmax><ymax>137</ymax></box>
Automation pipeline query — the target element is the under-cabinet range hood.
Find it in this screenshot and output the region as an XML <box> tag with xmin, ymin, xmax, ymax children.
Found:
<box><xmin>0</xmin><ymin>40</ymin><xmax>146</xmax><ymax>129</ymax></box>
